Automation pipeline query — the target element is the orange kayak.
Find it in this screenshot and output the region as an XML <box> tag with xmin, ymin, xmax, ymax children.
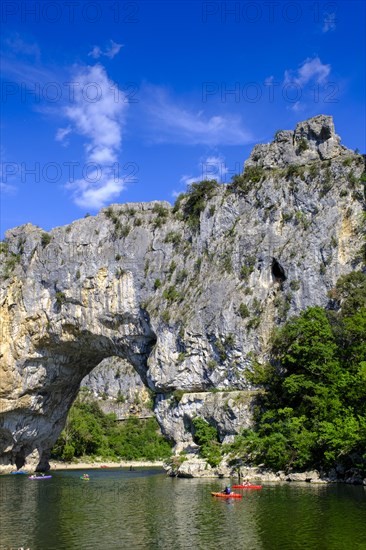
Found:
<box><xmin>211</xmin><ymin>492</ymin><xmax>242</xmax><ymax>499</ymax></box>
<box><xmin>232</xmin><ymin>485</ymin><xmax>262</xmax><ymax>490</ymax></box>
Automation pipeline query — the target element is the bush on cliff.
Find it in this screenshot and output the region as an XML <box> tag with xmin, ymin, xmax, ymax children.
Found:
<box><xmin>176</xmin><ymin>179</ymin><xmax>218</xmax><ymax>229</ymax></box>
<box><xmin>228</xmin><ymin>166</ymin><xmax>266</xmax><ymax>195</ymax></box>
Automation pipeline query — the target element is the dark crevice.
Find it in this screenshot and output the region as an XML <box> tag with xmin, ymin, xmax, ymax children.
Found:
<box><xmin>15</xmin><ymin>452</ymin><xmax>25</xmax><ymax>470</ymax></box>
<box><xmin>272</xmin><ymin>258</ymin><xmax>287</xmax><ymax>283</ymax></box>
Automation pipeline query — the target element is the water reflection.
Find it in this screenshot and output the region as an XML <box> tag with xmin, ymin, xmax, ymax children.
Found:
<box><xmin>255</xmin><ymin>483</ymin><xmax>366</xmax><ymax>550</ymax></box>
<box><xmin>1</xmin><ymin>471</ymin><xmax>365</xmax><ymax>550</ymax></box>
<box><xmin>0</xmin><ymin>475</ymin><xmax>38</xmax><ymax>549</ymax></box>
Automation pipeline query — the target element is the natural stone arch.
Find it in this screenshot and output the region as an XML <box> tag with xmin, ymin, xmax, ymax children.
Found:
<box><xmin>0</xmin><ymin>270</ymin><xmax>156</xmax><ymax>471</ymax></box>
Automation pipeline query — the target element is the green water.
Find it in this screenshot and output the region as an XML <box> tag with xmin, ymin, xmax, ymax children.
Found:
<box><xmin>1</xmin><ymin>468</ymin><xmax>365</xmax><ymax>550</ymax></box>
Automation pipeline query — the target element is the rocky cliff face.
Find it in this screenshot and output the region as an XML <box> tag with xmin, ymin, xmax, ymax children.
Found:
<box><xmin>246</xmin><ymin>115</ymin><xmax>346</xmax><ymax>169</ymax></box>
<box><xmin>80</xmin><ymin>357</ymin><xmax>154</xmax><ymax>420</ymax></box>
<box><xmin>0</xmin><ymin>115</ymin><xmax>364</xmax><ymax>471</ymax></box>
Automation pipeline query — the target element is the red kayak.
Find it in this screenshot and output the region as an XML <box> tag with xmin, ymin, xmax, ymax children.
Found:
<box><xmin>211</xmin><ymin>492</ymin><xmax>242</xmax><ymax>499</ymax></box>
<box><xmin>232</xmin><ymin>484</ymin><xmax>262</xmax><ymax>490</ymax></box>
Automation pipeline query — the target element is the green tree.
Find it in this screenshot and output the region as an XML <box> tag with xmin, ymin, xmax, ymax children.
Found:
<box><xmin>52</xmin><ymin>398</ymin><xmax>172</xmax><ymax>461</ymax></box>
<box><xmin>227</xmin><ymin>274</ymin><xmax>366</xmax><ymax>473</ymax></box>
<box><xmin>192</xmin><ymin>416</ymin><xmax>222</xmax><ymax>467</ymax></box>
<box><xmin>182</xmin><ymin>179</ymin><xmax>218</xmax><ymax>228</ymax></box>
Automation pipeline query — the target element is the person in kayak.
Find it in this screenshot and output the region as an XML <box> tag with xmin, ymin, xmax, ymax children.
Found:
<box><xmin>223</xmin><ymin>485</ymin><xmax>231</xmax><ymax>494</ymax></box>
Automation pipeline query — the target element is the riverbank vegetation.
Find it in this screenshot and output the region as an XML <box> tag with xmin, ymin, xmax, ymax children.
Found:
<box><xmin>225</xmin><ymin>271</ymin><xmax>366</xmax><ymax>474</ymax></box>
<box><xmin>51</xmin><ymin>398</ymin><xmax>172</xmax><ymax>462</ymax></box>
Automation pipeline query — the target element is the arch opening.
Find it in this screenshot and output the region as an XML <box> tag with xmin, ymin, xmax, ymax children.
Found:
<box><xmin>0</xmin><ymin>307</ymin><xmax>157</xmax><ymax>471</ymax></box>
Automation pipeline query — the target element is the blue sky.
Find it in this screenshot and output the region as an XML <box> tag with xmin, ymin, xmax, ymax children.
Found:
<box><xmin>1</xmin><ymin>0</ymin><xmax>365</xmax><ymax>236</ymax></box>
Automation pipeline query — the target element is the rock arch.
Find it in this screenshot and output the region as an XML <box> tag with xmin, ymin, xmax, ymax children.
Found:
<box><xmin>0</xmin><ymin>269</ymin><xmax>156</xmax><ymax>471</ymax></box>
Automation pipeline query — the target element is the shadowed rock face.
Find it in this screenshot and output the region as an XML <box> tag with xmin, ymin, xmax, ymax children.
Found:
<box><xmin>0</xmin><ymin>115</ymin><xmax>364</xmax><ymax>470</ymax></box>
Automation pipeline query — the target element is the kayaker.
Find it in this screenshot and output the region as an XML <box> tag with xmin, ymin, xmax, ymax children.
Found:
<box><xmin>223</xmin><ymin>485</ymin><xmax>231</xmax><ymax>494</ymax></box>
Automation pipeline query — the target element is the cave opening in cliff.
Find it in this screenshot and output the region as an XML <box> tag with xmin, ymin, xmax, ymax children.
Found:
<box><xmin>272</xmin><ymin>258</ymin><xmax>287</xmax><ymax>283</ymax></box>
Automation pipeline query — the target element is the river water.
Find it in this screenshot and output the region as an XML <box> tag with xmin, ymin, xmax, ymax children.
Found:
<box><xmin>1</xmin><ymin>468</ymin><xmax>365</xmax><ymax>549</ymax></box>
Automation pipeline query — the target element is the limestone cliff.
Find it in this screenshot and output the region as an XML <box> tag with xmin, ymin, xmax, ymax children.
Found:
<box><xmin>0</xmin><ymin>115</ymin><xmax>365</xmax><ymax>471</ymax></box>
<box><xmin>80</xmin><ymin>357</ymin><xmax>154</xmax><ymax>420</ymax></box>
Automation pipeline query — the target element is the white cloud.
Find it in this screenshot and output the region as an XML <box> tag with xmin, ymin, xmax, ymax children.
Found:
<box><xmin>88</xmin><ymin>40</ymin><xmax>123</xmax><ymax>59</ymax></box>
<box><xmin>289</xmin><ymin>101</ymin><xmax>306</xmax><ymax>112</ymax></box>
<box><xmin>0</xmin><ymin>180</ymin><xmax>16</xmax><ymax>194</ymax></box>
<box><xmin>201</xmin><ymin>155</ymin><xmax>228</xmax><ymax>182</ymax></box>
<box><xmin>142</xmin><ymin>86</ymin><xmax>254</xmax><ymax>146</ymax></box>
<box><xmin>88</xmin><ymin>45</ymin><xmax>102</xmax><ymax>59</ymax></box>
<box><xmin>55</xmin><ymin>126</ymin><xmax>72</xmax><ymax>146</ymax></box>
<box><xmin>68</xmin><ymin>172</ymin><xmax>125</xmax><ymax>209</ymax></box>
<box><xmin>5</xmin><ymin>34</ymin><xmax>41</xmax><ymax>62</ymax></box>
<box><xmin>64</xmin><ymin>64</ymin><xmax>124</xmax><ymax>162</ymax></box>
<box><xmin>0</xmin><ymin>57</ymin><xmax>55</xmax><ymax>88</ymax></box>
<box><xmin>0</xmin><ymin>147</ymin><xmax>17</xmax><ymax>194</ymax></box>
<box><xmin>105</xmin><ymin>41</ymin><xmax>123</xmax><ymax>59</ymax></box>
<box><xmin>1</xmin><ymin>33</ymin><xmax>53</xmax><ymax>88</ymax></box>
<box><xmin>284</xmin><ymin>57</ymin><xmax>331</xmax><ymax>86</ymax></box>
<box><xmin>323</xmin><ymin>13</ymin><xmax>336</xmax><ymax>33</ymax></box>
<box><xmin>60</xmin><ymin>64</ymin><xmax>127</xmax><ymax>209</ymax></box>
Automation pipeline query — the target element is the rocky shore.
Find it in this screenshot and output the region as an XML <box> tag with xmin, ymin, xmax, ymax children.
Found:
<box><xmin>164</xmin><ymin>457</ymin><xmax>366</xmax><ymax>485</ymax></box>
<box><xmin>2</xmin><ymin>455</ymin><xmax>365</xmax><ymax>486</ymax></box>
<box><xmin>0</xmin><ymin>459</ymin><xmax>164</xmax><ymax>474</ymax></box>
